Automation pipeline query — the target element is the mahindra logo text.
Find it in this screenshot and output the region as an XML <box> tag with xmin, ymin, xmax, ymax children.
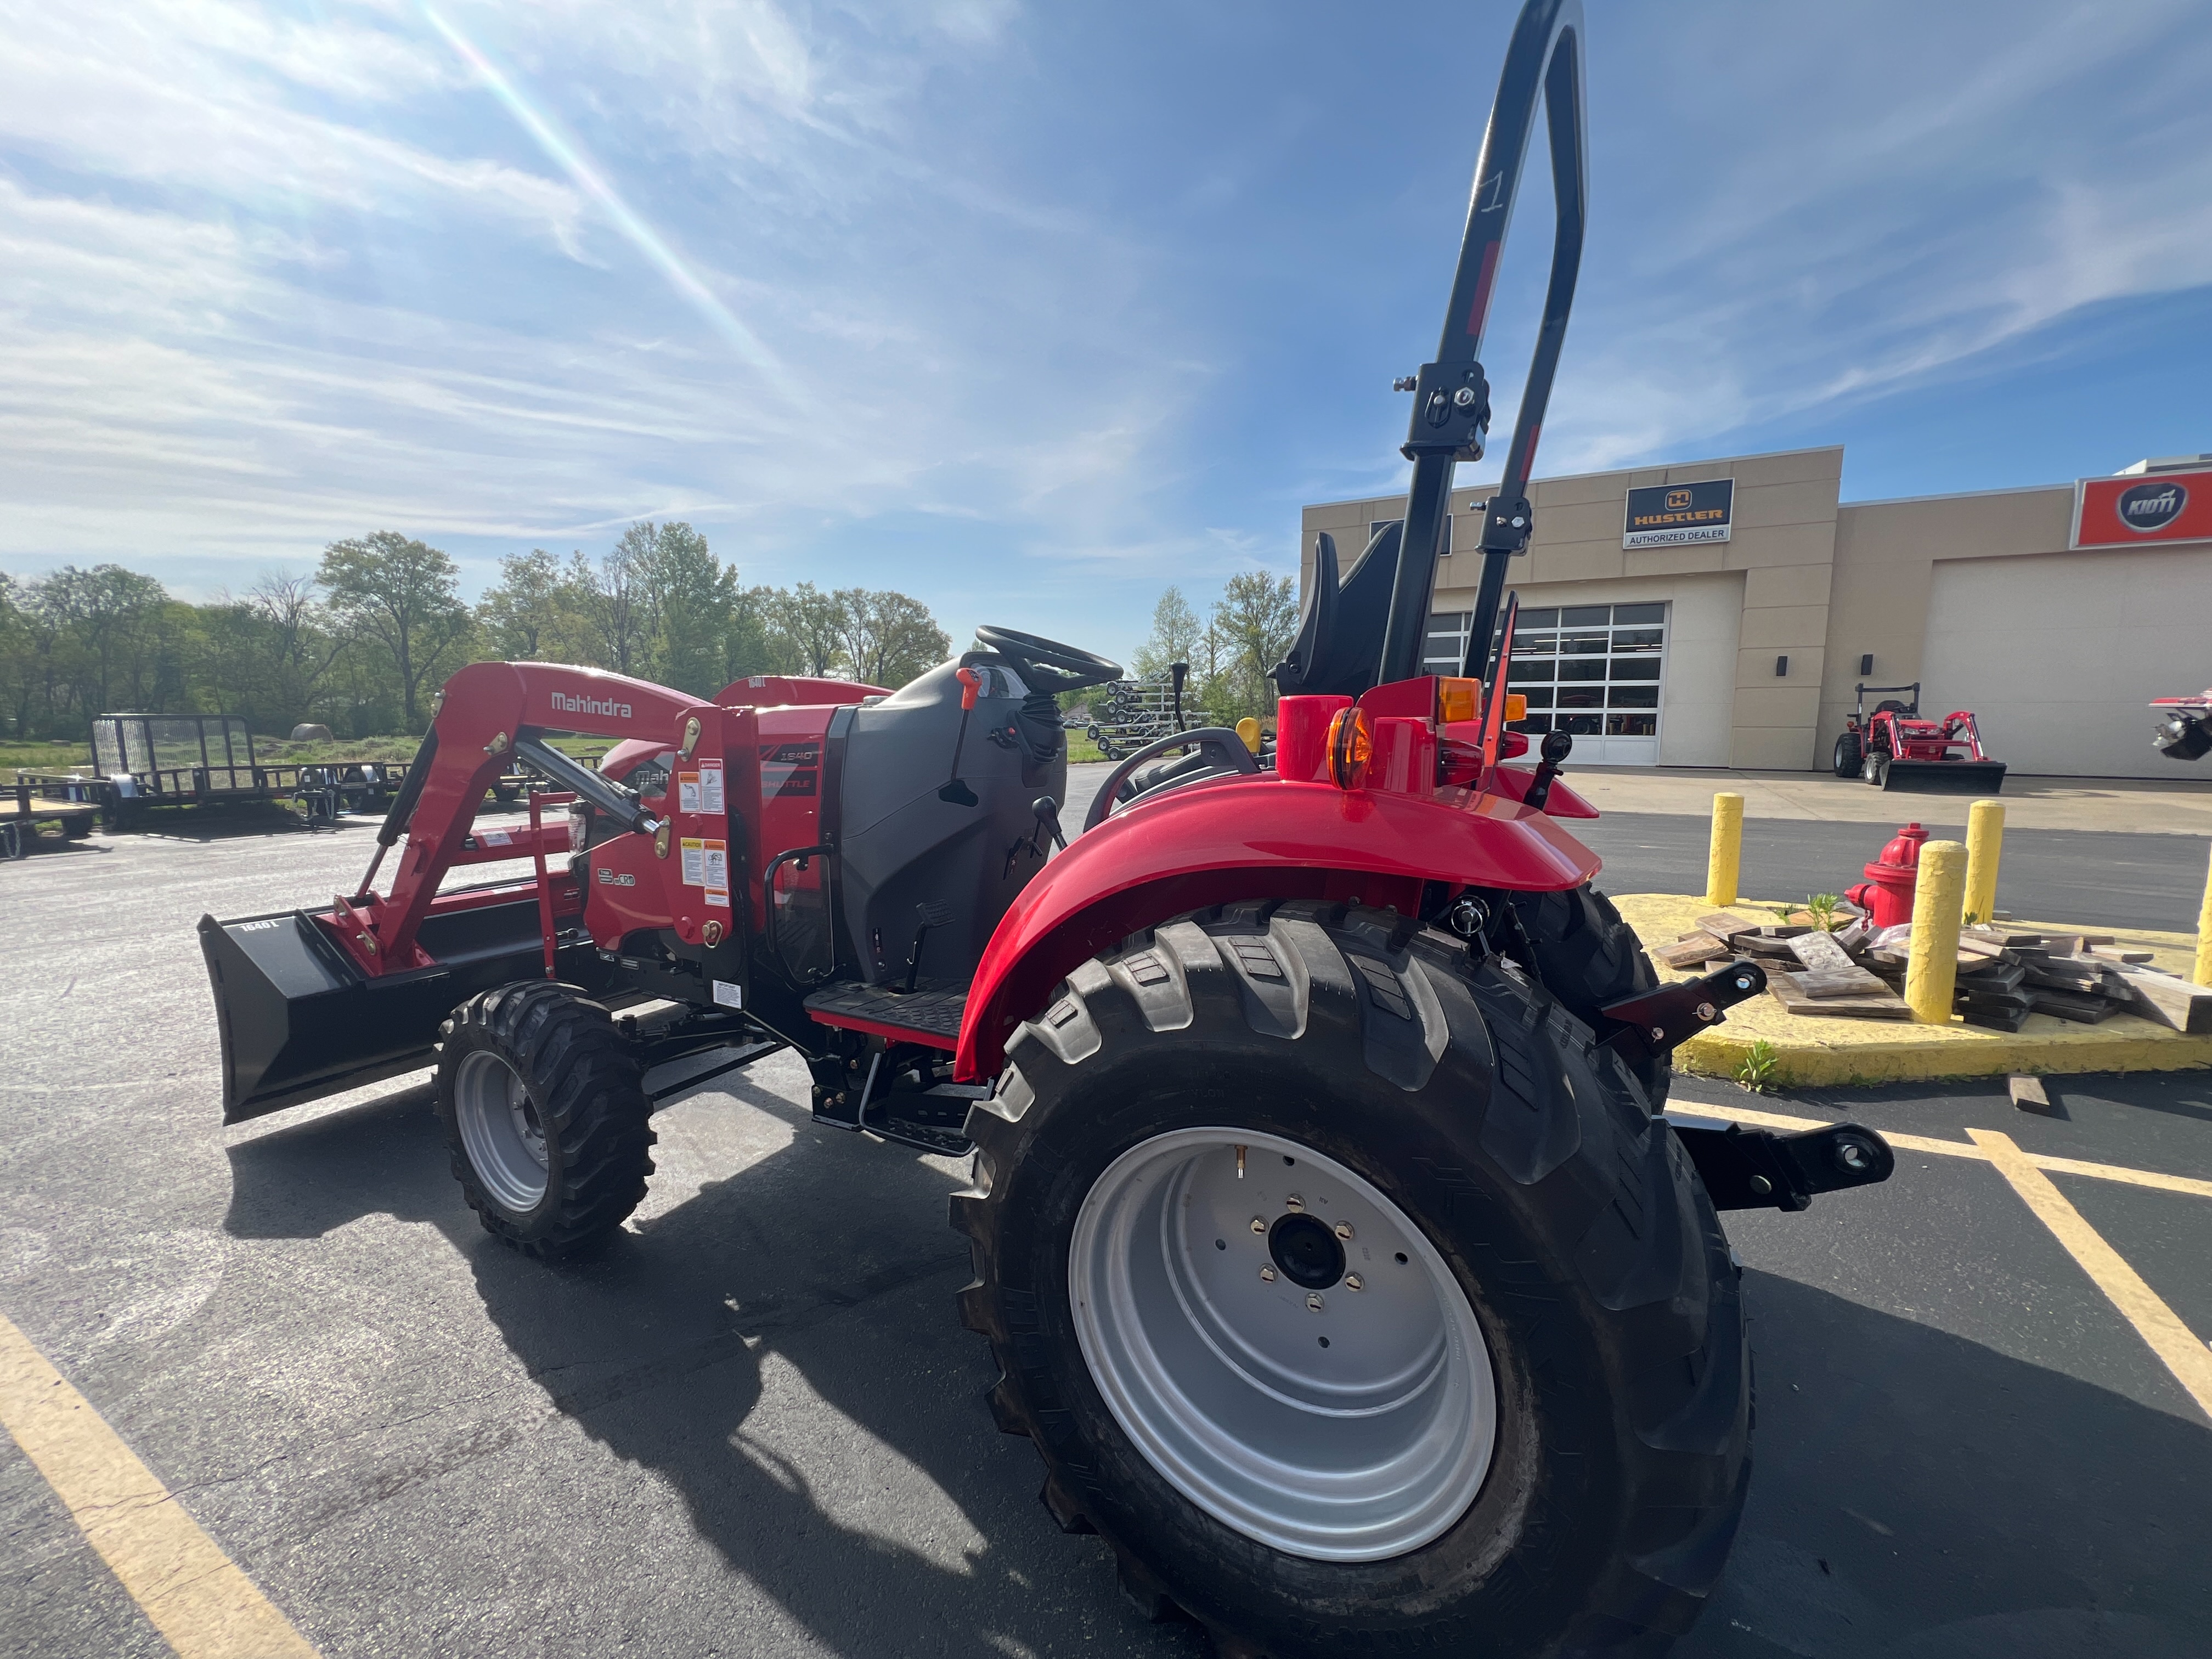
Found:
<box><xmin>551</xmin><ymin>691</ymin><xmax>634</xmax><ymax>719</ymax></box>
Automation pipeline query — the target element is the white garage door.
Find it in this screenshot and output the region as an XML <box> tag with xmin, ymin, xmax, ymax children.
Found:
<box><xmin>1921</xmin><ymin>547</ymin><xmax>2212</xmax><ymax>779</ymax></box>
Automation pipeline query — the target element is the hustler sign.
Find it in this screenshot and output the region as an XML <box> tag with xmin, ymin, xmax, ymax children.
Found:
<box><xmin>2072</xmin><ymin>467</ymin><xmax>2212</xmax><ymax>548</ymax></box>
<box><xmin>1623</xmin><ymin>478</ymin><xmax>1734</xmax><ymax>549</ymax></box>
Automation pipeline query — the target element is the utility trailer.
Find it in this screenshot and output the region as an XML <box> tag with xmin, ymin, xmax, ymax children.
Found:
<box><xmin>2</xmin><ymin>778</ymin><xmax>100</xmax><ymax>858</ymax></box>
<box><xmin>199</xmin><ymin>9</ymin><xmax>1895</xmax><ymax>1653</ymax></box>
<box><xmin>88</xmin><ymin>712</ymin><xmax>310</xmax><ymax>827</ymax></box>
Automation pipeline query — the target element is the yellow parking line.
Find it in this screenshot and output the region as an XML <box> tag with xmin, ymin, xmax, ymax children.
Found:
<box><xmin>1967</xmin><ymin>1130</ymin><xmax>2212</xmax><ymax>1423</ymax></box>
<box><xmin>1667</xmin><ymin>1101</ymin><xmax>2212</xmax><ymax>1200</ymax></box>
<box><xmin>0</xmin><ymin>1310</ymin><xmax>319</xmax><ymax>1659</ymax></box>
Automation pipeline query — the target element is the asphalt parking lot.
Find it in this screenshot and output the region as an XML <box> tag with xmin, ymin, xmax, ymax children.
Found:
<box><xmin>3</xmin><ymin>802</ymin><xmax>2210</xmax><ymax>1658</ymax></box>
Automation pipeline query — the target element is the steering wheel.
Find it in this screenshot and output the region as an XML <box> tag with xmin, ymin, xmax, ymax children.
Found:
<box><xmin>1082</xmin><ymin>727</ymin><xmax>1260</xmax><ymax>833</ymax></box>
<box><xmin>973</xmin><ymin>625</ymin><xmax>1122</xmax><ymax>694</ymax></box>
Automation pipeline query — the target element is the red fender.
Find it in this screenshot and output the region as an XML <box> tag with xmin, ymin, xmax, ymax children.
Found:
<box><xmin>952</xmin><ymin>772</ymin><xmax>1601</xmax><ymax>1080</ymax></box>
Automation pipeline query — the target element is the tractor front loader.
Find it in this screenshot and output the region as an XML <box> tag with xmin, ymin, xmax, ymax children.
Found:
<box><xmin>201</xmin><ymin>4</ymin><xmax>1895</xmax><ymax>1653</ymax></box>
<box><xmin>1836</xmin><ymin>681</ymin><xmax>2008</xmax><ymax>793</ymax></box>
<box><xmin>2150</xmin><ymin>687</ymin><xmax>2212</xmax><ymax>760</ymax></box>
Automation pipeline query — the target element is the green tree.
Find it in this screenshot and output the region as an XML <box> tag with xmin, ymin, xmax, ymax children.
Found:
<box><xmin>1131</xmin><ymin>585</ymin><xmax>1203</xmax><ymax>681</ymax></box>
<box><xmin>1206</xmin><ymin>572</ymin><xmax>1300</xmax><ymax>720</ymax></box>
<box><xmin>637</xmin><ymin>521</ymin><xmax>737</xmax><ymax>695</ymax></box>
<box><xmin>566</xmin><ymin>540</ymin><xmax>653</xmax><ymax>679</ymax></box>
<box><xmin>29</xmin><ymin>565</ymin><xmax>178</xmax><ymax>721</ymax></box>
<box><xmin>317</xmin><ymin>532</ymin><xmax>472</xmax><ymax>731</ymax></box>
<box><xmin>765</xmin><ymin>583</ymin><xmax>845</xmax><ymax>676</ymax></box>
<box><xmin>836</xmin><ymin>588</ymin><xmax>950</xmax><ymax>688</ymax></box>
<box><xmin>0</xmin><ymin>573</ymin><xmax>34</xmax><ymax>737</ymax></box>
<box><xmin>477</xmin><ymin>549</ymin><xmax>575</xmax><ymax>663</ymax></box>
<box><xmin>721</xmin><ymin>584</ymin><xmax>782</xmax><ymax>681</ymax></box>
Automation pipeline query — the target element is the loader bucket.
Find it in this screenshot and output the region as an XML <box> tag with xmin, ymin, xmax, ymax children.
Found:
<box><xmin>1880</xmin><ymin>759</ymin><xmax>2007</xmax><ymax>795</ymax></box>
<box><xmin>200</xmin><ymin>895</ymin><xmax>602</xmax><ymax>1123</ymax></box>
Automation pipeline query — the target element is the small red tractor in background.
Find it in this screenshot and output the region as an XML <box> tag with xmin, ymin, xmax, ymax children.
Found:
<box><xmin>200</xmin><ymin>4</ymin><xmax>1894</xmax><ymax>1653</ymax></box>
<box><xmin>1834</xmin><ymin>681</ymin><xmax>2008</xmax><ymax>793</ymax></box>
<box><xmin>2150</xmin><ymin>687</ymin><xmax>2212</xmax><ymax>760</ymax></box>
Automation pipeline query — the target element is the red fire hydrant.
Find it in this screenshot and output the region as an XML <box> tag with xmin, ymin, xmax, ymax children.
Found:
<box><xmin>1847</xmin><ymin>822</ymin><xmax>1928</xmax><ymax>929</ymax></box>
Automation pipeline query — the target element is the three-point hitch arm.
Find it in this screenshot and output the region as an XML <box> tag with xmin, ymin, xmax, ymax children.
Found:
<box><xmin>1374</xmin><ymin>0</ymin><xmax>1589</xmax><ymax>691</ymax></box>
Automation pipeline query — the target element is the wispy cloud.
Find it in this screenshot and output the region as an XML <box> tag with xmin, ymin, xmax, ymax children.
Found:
<box><xmin>2</xmin><ymin>0</ymin><xmax>2207</xmax><ymax>667</ymax></box>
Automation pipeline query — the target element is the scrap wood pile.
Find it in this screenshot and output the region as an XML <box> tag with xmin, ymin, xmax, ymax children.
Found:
<box><xmin>1655</xmin><ymin>910</ymin><xmax>2212</xmax><ymax>1035</ymax></box>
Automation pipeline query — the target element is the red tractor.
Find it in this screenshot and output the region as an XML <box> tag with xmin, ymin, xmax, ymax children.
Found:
<box><xmin>201</xmin><ymin>5</ymin><xmax>1893</xmax><ymax>1652</ymax></box>
<box><xmin>2150</xmin><ymin>687</ymin><xmax>2212</xmax><ymax>760</ymax></box>
<box><xmin>1835</xmin><ymin>681</ymin><xmax>2007</xmax><ymax>793</ymax></box>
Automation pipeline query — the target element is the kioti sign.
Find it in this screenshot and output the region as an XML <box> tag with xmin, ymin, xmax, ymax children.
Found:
<box><xmin>2072</xmin><ymin>468</ymin><xmax>2212</xmax><ymax>548</ymax></box>
<box><xmin>1623</xmin><ymin>478</ymin><xmax>1734</xmax><ymax>549</ymax></box>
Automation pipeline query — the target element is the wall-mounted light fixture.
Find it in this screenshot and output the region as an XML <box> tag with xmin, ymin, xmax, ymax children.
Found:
<box><xmin>1860</xmin><ymin>653</ymin><xmax>1874</xmax><ymax>676</ymax></box>
<box><xmin>1775</xmin><ymin>655</ymin><xmax>1788</xmax><ymax>677</ymax></box>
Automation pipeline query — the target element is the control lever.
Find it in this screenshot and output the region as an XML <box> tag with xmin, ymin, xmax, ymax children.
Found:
<box><xmin>1170</xmin><ymin>661</ymin><xmax>1188</xmax><ymax>733</ymax></box>
<box><xmin>904</xmin><ymin>899</ymin><xmax>955</xmax><ymax>993</ymax></box>
<box><xmin>1525</xmin><ymin>729</ymin><xmax>1572</xmax><ymax>811</ymax></box>
<box><xmin>1030</xmin><ymin>795</ymin><xmax>1067</xmax><ymax>852</ymax></box>
<box><xmin>938</xmin><ymin>666</ymin><xmax>984</xmax><ymax>806</ymax></box>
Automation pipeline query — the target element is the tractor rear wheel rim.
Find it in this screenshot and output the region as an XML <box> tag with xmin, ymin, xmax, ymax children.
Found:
<box><xmin>1069</xmin><ymin>1127</ymin><xmax>1496</xmax><ymax>1562</ymax></box>
<box><xmin>455</xmin><ymin>1049</ymin><xmax>549</xmax><ymax>1212</ymax></box>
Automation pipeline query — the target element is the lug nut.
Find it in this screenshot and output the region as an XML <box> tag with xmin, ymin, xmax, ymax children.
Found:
<box><xmin>1345</xmin><ymin>1274</ymin><xmax>1364</xmax><ymax>1291</ymax></box>
<box><xmin>1250</xmin><ymin>1217</ymin><xmax>1267</xmax><ymax>1234</ymax></box>
<box><xmin>1259</xmin><ymin>1266</ymin><xmax>1277</xmax><ymax>1283</ymax></box>
<box><xmin>1284</xmin><ymin>1194</ymin><xmax>1304</xmax><ymax>1212</ymax></box>
<box><xmin>1334</xmin><ymin>1221</ymin><xmax>1353</xmax><ymax>1241</ymax></box>
<box><xmin>1306</xmin><ymin>1293</ymin><xmax>1325</xmax><ymax>1312</ymax></box>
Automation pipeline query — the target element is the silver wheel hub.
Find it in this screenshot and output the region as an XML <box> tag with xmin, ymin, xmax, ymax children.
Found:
<box><xmin>454</xmin><ymin>1049</ymin><xmax>549</xmax><ymax>1213</ymax></box>
<box><xmin>1069</xmin><ymin>1128</ymin><xmax>1497</xmax><ymax>1561</ymax></box>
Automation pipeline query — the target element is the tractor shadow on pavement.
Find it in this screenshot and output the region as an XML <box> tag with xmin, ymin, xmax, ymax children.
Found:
<box><xmin>222</xmin><ymin>1072</ymin><xmax>1206</xmax><ymax>1659</ymax></box>
<box><xmin>222</xmin><ymin>1091</ymin><xmax>2212</xmax><ymax>1659</ymax></box>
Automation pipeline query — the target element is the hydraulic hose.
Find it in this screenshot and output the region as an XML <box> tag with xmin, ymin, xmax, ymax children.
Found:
<box><xmin>352</xmin><ymin>727</ymin><xmax>440</xmax><ymax>900</ymax></box>
<box><xmin>513</xmin><ymin>735</ymin><xmax>655</xmax><ymax>833</ymax></box>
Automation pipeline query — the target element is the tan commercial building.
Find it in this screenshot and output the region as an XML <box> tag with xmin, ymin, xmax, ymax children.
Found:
<box><xmin>1302</xmin><ymin>447</ymin><xmax>2212</xmax><ymax>778</ymax></box>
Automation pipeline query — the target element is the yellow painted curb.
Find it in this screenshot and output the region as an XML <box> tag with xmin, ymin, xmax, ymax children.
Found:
<box><xmin>1614</xmin><ymin>894</ymin><xmax>2212</xmax><ymax>1088</ymax></box>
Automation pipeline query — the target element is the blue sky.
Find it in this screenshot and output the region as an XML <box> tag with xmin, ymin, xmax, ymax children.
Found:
<box><xmin>3</xmin><ymin>0</ymin><xmax>2208</xmax><ymax>669</ymax></box>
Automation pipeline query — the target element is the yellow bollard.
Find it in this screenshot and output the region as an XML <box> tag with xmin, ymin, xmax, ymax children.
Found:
<box><xmin>1963</xmin><ymin>799</ymin><xmax>2004</xmax><ymax>924</ymax></box>
<box><xmin>1905</xmin><ymin>840</ymin><xmax>1967</xmax><ymax>1024</ymax></box>
<box><xmin>2196</xmin><ymin>843</ymin><xmax>2212</xmax><ymax>988</ymax></box>
<box><xmin>1705</xmin><ymin>792</ymin><xmax>1743</xmax><ymax>907</ymax></box>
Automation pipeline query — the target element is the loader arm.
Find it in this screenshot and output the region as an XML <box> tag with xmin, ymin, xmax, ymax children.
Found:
<box><xmin>335</xmin><ymin>660</ymin><xmax>753</xmax><ymax>976</ymax></box>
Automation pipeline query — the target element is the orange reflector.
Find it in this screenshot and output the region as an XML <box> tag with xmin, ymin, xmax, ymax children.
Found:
<box><xmin>1505</xmin><ymin>693</ymin><xmax>1527</xmax><ymax>722</ymax></box>
<box><xmin>1327</xmin><ymin>707</ymin><xmax>1373</xmax><ymax>790</ymax></box>
<box><xmin>1436</xmin><ymin>678</ymin><xmax>1481</xmax><ymax>724</ymax></box>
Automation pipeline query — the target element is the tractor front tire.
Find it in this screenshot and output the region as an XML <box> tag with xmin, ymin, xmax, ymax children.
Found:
<box><xmin>435</xmin><ymin>981</ymin><xmax>655</xmax><ymax>1260</ymax></box>
<box><xmin>1505</xmin><ymin>883</ymin><xmax>1668</xmax><ymax>1108</ymax></box>
<box><xmin>1833</xmin><ymin>731</ymin><xmax>1862</xmax><ymax>778</ymax></box>
<box><xmin>1861</xmin><ymin>753</ymin><xmax>1889</xmax><ymax>788</ymax></box>
<box><xmin>955</xmin><ymin>900</ymin><xmax>1748</xmax><ymax>1658</ymax></box>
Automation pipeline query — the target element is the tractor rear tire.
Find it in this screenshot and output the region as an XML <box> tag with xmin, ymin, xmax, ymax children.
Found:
<box><xmin>435</xmin><ymin>981</ymin><xmax>655</xmax><ymax>1260</ymax></box>
<box><xmin>1833</xmin><ymin>732</ymin><xmax>1861</xmax><ymax>778</ymax></box>
<box><xmin>955</xmin><ymin>900</ymin><xmax>1748</xmax><ymax>1658</ymax></box>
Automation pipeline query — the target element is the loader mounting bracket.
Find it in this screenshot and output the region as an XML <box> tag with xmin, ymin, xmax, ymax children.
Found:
<box><xmin>1668</xmin><ymin>1119</ymin><xmax>1895</xmax><ymax>1212</ymax></box>
<box><xmin>1598</xmin><ymin>960</ymin><xmax>1767</xmax><ymax>1065</ymax></box>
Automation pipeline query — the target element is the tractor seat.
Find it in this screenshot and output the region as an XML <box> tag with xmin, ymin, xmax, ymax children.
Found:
<box><xmin>804</xmin><ymin>979</ymin><xmax>968</xmax><ymax>1050</ymax></box>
